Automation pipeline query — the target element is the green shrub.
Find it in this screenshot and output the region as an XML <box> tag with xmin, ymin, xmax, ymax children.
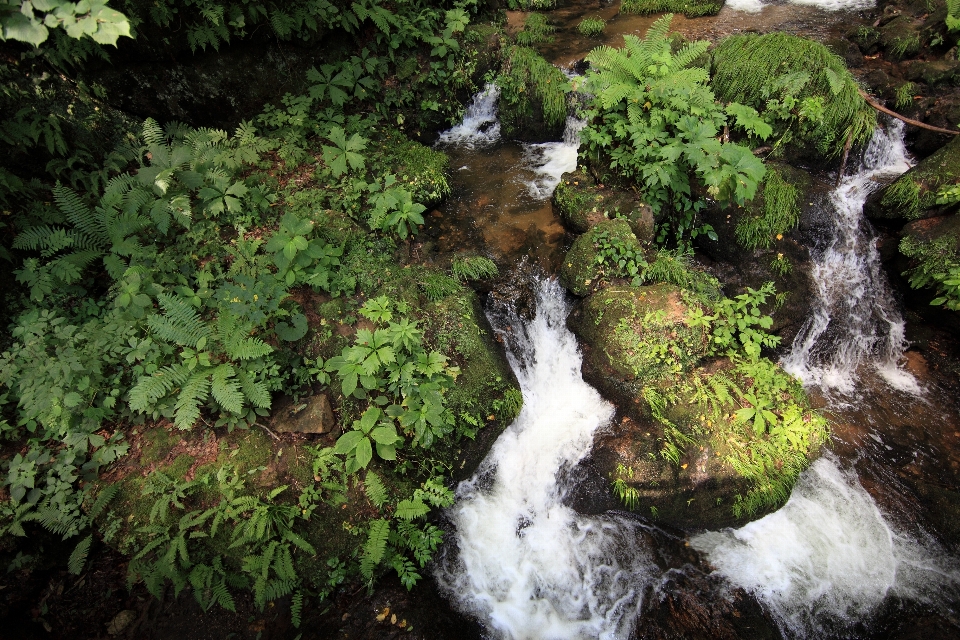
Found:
<box><xmin>711</xmin><ymin>33</ymin><xmax>876</xmax><ymax>159</ymax></box>
<box><xmin>900</xmin><ymin>235</ymin><xmax>960</xmax><ymax>310</ymax></box>
<box><xmin>577</xmin><ymin>17</ymin><xmax>606</xmax><ymax>38</ymax></box>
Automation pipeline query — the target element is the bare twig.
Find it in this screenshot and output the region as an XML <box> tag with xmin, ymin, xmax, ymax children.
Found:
<box><xmin>859</xmin><ymin>90</ymin><xmax>959</xmax><ymax>136</ymax></box>
<box><xmin>256</xmin><ymin>422</ymin><xmax>281</xmax><ymax>441</ymax></box>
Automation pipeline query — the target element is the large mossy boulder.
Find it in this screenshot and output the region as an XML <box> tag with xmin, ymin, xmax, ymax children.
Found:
<box><xmin>552</xmin><ymin>168</ymin><xmax>654</xmax><ymax>239</ymax></box>
<box><xmin>559</xmin><ymin>219</ymin><xmax>646</xmax><ymax>297</ymax></box>
<box><xmin>496</xmin><ymin>45</ymin><xmax>568</xmax><ymax>142</ymax></box>
<box><xmin>866</xmin><ymin>135</ymin><xmax>960</xmax><ymax>222</ymax></box>
<box><xmin>567</xmin><ymin>283</ymin><xmax>709</xmax><ymax>390</ymax></box>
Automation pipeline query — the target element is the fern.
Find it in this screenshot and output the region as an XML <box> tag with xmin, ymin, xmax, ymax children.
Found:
<box><xmin>67</xmin><ymin>534</ymin><xmax>92</xmax><ymax>575</ymax></box>
<box><xmin>394</xmin><ymin>498</ymin><xmax>430</xmax><ymax>520</ymax></box>
<box><xmin>451</xmin><ymin>255</ymin><xmax>499</xmax><ymax>281</ymax></box>
<box><xmin>148</xmin><ymin>293</ymin><xmax>212</xmax><ymax>348</ymax></box>
<box><xmin>364</xmin><ymin>471</ymin><xmax>389</xmax><ymax>509</ymax></box>
<box><xmin>360</xmin><ymin>519</ymin><xmax>390</xmax><ymax>579</ymax></box>
<box><xmin>290</xmin><ymin>590</ymin><xmax>304</xmax><ymax>628</ymax></box>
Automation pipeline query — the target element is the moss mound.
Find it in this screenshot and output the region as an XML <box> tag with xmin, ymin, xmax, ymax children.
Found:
<box><xmin>559</xmin><ymin>219</ymin><xmax>644</xmax><ymax>296</ymax></box>
<box><xmin>711</xmin><ymin>33</ymin><xmax>876</xmax><ymax>159</ymax></box>
<box><xmin>552</xmin><ymin>169</ymin><xmax>652</xmax><ymax>238</ymax></box>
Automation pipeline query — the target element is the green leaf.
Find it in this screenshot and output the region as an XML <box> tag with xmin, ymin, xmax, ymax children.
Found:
<box><xmin>354</xmin><ymin>437</ymin><xmax>373</xmax><ymax>469</ymax></box>
<box><xmin>370</xmin><ymin>425</ymin><xmax>399</xmax><ymax>445</ymax></box>
<box><xmin>375</xmin><ymin>442</ymin><xmax>396</xmax><ymax>461</ymax></box>
<box><xmin>63</xmin><ymin>392</ymin><xmax>83</xmax><ymax>408</ymax></box>
<box><xmin>275</xmin><ymin>313</ymin><xmax>308</xmax><ymax>341</ymax></box>
<box><xmin>334</xmin><ymin>430</ymin><xmax>364</xmax><ymax>454</ymax></box>
<box><xmin>68</xmin><ymin>535</ymin><xmax>92</xmax><ymax>575</ymax></box>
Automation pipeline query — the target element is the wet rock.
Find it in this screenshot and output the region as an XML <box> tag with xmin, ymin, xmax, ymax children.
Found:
<box><xmin>826</xmin><ymin>37</ymin><xmax>864</xmax><ymax>68</ymax></box>
<box><xmin>901</xmin><ymin>59</ymin><xmax>960</xmax><ymax>87</ymax></box>
<box><xmin>107</xmin><ymin>609</ymin><xmax>137</xmax><ymax>635</ymax></box>
<box><xmin>552</xmin><ymin>169</ymin><xmax>651</xmax><ymax>238</ymax></box>
<box><xmin>559</xmin><ymin>219</ymin><xmax>647</xmax><ymax>297</ymax></box>
<box><xmin>865</xmin><ymin>135</ymin><xmax>960</xmax><ymax>221</ymax></box>
<box><xmin>568</xmin><ymin>283</ymin><xmax>709</xmax><ymax>384</ymax></box>
<box><xmin>272</xmin><ymin>393</ymin><xmax>338</xmax><ymax>435</ymax></box>
<box><xmin>879</xmin><ymin>15</ymin><xmax>923</xmax><ymax>61</ymax></box>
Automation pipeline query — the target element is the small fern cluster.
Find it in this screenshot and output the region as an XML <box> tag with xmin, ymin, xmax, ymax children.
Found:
<box><xmin>577</xmin><ymin>17</ymin><xmax>606</xmax><ymax>38</ymax></box>
<box><xmin>515</xmin><ymin>13</ymin><xmax>555</xmax><ymax>46</ymax></box>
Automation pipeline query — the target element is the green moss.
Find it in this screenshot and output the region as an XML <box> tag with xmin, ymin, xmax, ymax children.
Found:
<box><xmin>735</xmin><ymin>167</ymin><xmax>802</xmax><ymax>250</ymax></box>
<box><xmin>575</xmin><ymin>284</ymin><xmax>710</xmax><ymax>383</ymax></box>
<box><xmin>496</xmin><ymin>46</ymin><xmax>569</xmax><ymax>140</ymax></box>
<box><xmin>560</xmin><ymin>219</ymin><xmax>642</xmax><ymax>296</ymax></box>
<box><xmin>388</xmin><ymin>138</ymin><xmax>451</xmax><ymax>207</ymax></box>
<box><xmin>875</xmin><ymin>136</ymin><xmax>960</xmax><ymax>221</ymax></box>
<box><xmin>620</xmin><ymin>0</ymin><xmax>722</xmax><ymax>18</ymax></box>
<box><xmin>711</xmin><ymin>33</ymin><xmax>876</xmax><ymax>158</ymax></box>
<box><xmin>140</xmin><ymin>427</ymin><xmax>177</xmax><ymax>465</ymax></box>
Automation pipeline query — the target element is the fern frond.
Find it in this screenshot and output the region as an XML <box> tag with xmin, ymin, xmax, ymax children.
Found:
<box><xmin>90</xmin><ymin>485</ymin><xmax>119</xmax><ymax>519</ymax></box>
<box><xmin>210</xmin><ymin>364</ymin><xmax>244</xmax><ymax>414</ymax></box>
<box><xmin>129</xmin><ymin>363</ymin><xmax>190</xmax><ymax>412</ymax></box>
<box><xmin>53</xmin><ymin>183</ymin><xmax>103</xmax><ymax>242</ymax></box>
<box><xmin>364</xmin><ymin>471</ymin><xmax>388</xmax><ymax>509</ymax></box>
<box><xmin>149</xmin><ymin>293</ymin><xmax>212</xmax><ymax>347</ymax></box>
<box><xmin>360</xmin><ymin>519</ymin><xmax>390</xmax><ymax>579</ymax></box>
<box><xmin>219</xmin><ymin>313</ymin><xmax>273</xmax><ymax>360</ymax></box>
<box><xmin>173</xmin><ymin>370</ymin><xmax>211</xmax><ymax>429</ymax></box>
<box><xmin>290</xmin><ymin>590</ymin><xmax>303</xmax><ymax>628</ymax></box>
<box><xmin>236</xmin><ymin>369</ymin><xmax>271</xmax><ymax>409</ymax></box>
<box><xmin>142</xmin><ymin>118</ymin><xmax>166</xmax><ymax>147</ymax></box>
<box><xmin>394</xmin><ymin>498</ymin><xmax>429</xmax><ymax>520</ymax></box>
<box><xmin>67</xmin><ymin>535</ymin><xmax>92</xmax><ymax>575</ymax></box>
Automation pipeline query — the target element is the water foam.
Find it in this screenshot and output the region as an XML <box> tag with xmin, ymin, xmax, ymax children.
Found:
<box><xmin>782</xmin><ymin>121</ymin><xmax>921</xmax><ymax>395</ymax></box>
<box><xmin>436</xmin><ymin>83</ymin><xmax>501</xmax><ymax>148</ymax></box>
<box><xmin>726</xmin><ymin>0</ymin><xmax>874</xmax><ymax>12</ymax></box>
<box><xmin>434</xmin><ymin>279</ymin><xmax>657</xmax><ymax>640</ymax></box>
<box><xmin>691</xmin><ymin>455</ymin><xmax>960</xmax><ymax>637</ymax></box>
<box><xmin>521</xmin><ymin>117</ymin><xmax>586</xmax><ymax>200</ymax></box>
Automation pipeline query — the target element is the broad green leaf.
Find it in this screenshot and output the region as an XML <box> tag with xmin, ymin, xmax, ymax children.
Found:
<box><xmin>334</xmin><ymin>430</ymin><xmax>364</xmax><ymax>454</ymax></box>
<box><xmin>354</xmin><ymin>437</ymin><xmax>373</xmax><ymax>469</ymax></box>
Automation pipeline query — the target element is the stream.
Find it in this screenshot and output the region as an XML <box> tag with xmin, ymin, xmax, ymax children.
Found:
<box><xmin>425</xmin><ymin>1</ymin><xmax>960</xmax><ymax>638</ymax></box>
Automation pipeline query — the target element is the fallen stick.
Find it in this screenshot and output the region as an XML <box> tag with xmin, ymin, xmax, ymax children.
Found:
<box><xmin>859</xmin><ymin>89</ymin><xmax>959</xmax><ymax>136</ymax></box>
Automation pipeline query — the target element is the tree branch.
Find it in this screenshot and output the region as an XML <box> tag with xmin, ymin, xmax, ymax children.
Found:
<box><xmin>859</xmin><ymin>90</ymin><xmax>959</xmax><ymax>136</ymax></box>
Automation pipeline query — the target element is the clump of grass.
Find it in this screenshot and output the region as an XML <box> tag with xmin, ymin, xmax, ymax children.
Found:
<box><xmin>735</xmin><ymin>168</ymin><xmax>801</xmax><ymax>250</ymax></box>
<box><xmin>711</xmin><ymin>33</ymin><xmax>876</xmax><ymax>158</ymax></box>
<box><xmin>496</xmin><ymin>45</ymin><xmax>570</xmax><ymax>135</ymax></box>
<box><xmin>577</xmin><ymin>17</ymin><xmax>606</xmax><ymax>37</ymax></box>
<box><xmin>895</xmin><ymin>82</ymin><xmax>916</xmax><ymax>110</ymax></box>
<box><xmin>452</xmin><ymin>255</ymin><xmax>499</xmax><ymax>281</ymax></box>
<box><xmin>516</xmin><ymin>13</ymin><xmax>555</xmax><ymax>46</ymax></box>
<box><xmin>620</xmin><ymin>0</ymin><xmax>722</xmax><ymax>18</ymax></box>
<box><xmin>881</xmin><ymin>177</ymin><xmax>922</xmax><ymax>220</ymax></box>
<box><xmin>420</xmin><ymin>272</ymin><xmax>463</xmax><ymax>301</ymax></box>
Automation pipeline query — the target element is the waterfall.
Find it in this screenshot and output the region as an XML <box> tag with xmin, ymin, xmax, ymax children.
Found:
<box><xmin>521</xmin><ymin>116</ymin><xmax>587</xmax><ymax>200</ymax></box>
<box><xmin>436</xmin><ymin>83</ymin><xmax>502</xmax><ymax>148</ymax></box>
<box><xmin>691</xmin><ymin>454</ymin><xmax>960</xmax><ymax>638</ymax></box>
<box><xmin>781</xmin><ymin>121</ymin><xmax>921</xmax><ymax>395</ymax></box>
<box><xmin>434</xmin><ymin>279</ymin><xmax>658</xmax><ymax>640</ymax></box>
<box><xmin>726</xmin><ymin>0</ymin><xmax>874</xmax><ymax>13</ymax></box>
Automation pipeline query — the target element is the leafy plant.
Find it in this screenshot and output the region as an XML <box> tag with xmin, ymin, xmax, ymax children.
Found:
<box><xmin>611</xmin><ymin>464</ymin><xmax>640</xmax><ymax>510</ymax></box>
<box><xmin>593</xmin><ymin>229</ymin><xmax>648</xmax><ymax>285</ymax></box>
<box><xmin>900</xmin><ymin>235</ymin><xmax>960</xmax><ymax>311</ymax></box>
<box><xmin>581</xmin><ymin>15</ymin><xmax>768</xmax><ymax>249</ymax></box>
<box><xmin>735</xmin><ymin>168</ymin><xmax>800</xmax><ymax>250</ymax></box>
<box><xmin>322</xmin><ymin>126</ymin><xmax>369</xmax><ymax>178</ymax></box>
<box><xmin>451</xmin><ymin>255</ymin><xmax>499</xmax><ymax>281</ymax></box>
<box><xmin>688</xmin><ymin>282</ymin><xmax>781</xmax><ymax>360</ymax></box>
<box><xmin>0</xmin><ymin>0</ymin><xmax>132</xmax><ymax>46</ymax></box>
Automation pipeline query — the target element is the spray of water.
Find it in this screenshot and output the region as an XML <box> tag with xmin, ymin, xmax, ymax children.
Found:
<box><xmin>436</xmin><ymin>83</ymin><xmax>501</xmax><ymax>148</ymax></box>
<box><xmin>692</xmin><ymin>454</ymin><xmax>960</xmax><ymax>637</ymax></box>
<box><xmin>521</xmin><ymin>116</ymin><xmax>587</xmax><ymax>200</ymax></box>
<box><xmin>434</xmin><ymin>279</ymin><xmax>657</xmax><ymax>640</ymax></box>
<box><xmin>727</xmin><ymin>0</ymin><xmax>873</xmax><ymax>13</ymax></box>
<box><xmin>782</xmin><ymin>121</ymin><xmax>921</xmax><ymax>395</ymax></box>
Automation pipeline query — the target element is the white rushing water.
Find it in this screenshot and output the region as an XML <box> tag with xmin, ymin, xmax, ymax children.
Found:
<box><xmin>436</xmin><ymin>83</ymin><xmax>501</xmax><ymax>148</ymax></box>
<box><xmin>692</xmin><ymin>455</ymin><xmax>960</xmax><ymax>637</ymax></box>
<box><xmin>521</xmin><ymin>116</ymin><xmax>586</xmax><ymax>200</ymax></box>
<box><xmin>782</xmin><ymin>121</ymin><xmax>921</xmax><ymax>395</ymax></box>
<box><xmin>727</xmin><ymin>0</ymin><xmax>874</xmax><ymax>13</ymax></box>
<box><xmin>435</xmin><ymin>279</ymin><xmax>658</xmax><ymax>640</ymax></box>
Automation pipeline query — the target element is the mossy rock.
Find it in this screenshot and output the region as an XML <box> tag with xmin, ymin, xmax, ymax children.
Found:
<box><xmin>866</xmin><ymin>135</ymin><xmax>960</xmax><ymax>221</ymax></box>
<box><xmin>559</xmin><ymin>219</ymin><xmax>644</xmax><ymax>297</ymax></box>
<box><xmin>567</xmin><ymin>283</ymin><xmax>709</xmax><ymax>385</ymax></box>
<box><xmin>552</xmin><ymin>169</ymin><xmax>652</xmax><ymax>239</ymax></box>
<box><xmin>901</xmin><ymin>59</ymin><xmax>960</xmax><ymax>87</ymax></box>
<box><xmin>496</xmin><ymin>45</ymin><xmax>568</xmax><ymax>142</ymax></box>
<box><xmin>879</xmin><ymin>15</ymin><xmax>923</xmax><ymax>61</ymax></box>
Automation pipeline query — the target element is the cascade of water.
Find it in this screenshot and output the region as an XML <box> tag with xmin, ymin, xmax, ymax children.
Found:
<box><xmin>691</xmin><ymin>454</ymin><xmax>960</xmax><ymax>638</ymax></box>
<box><xmin>434</xmin><ymin>279</ymin><xmax>658</xmax><ymax>640</ymax></box>
<box><xmin>781</xmin><ymin>121</ymin><xmax>921</xmax><ymax>395</ymax></box>
<box><xmin>520</xmin><ymin>116</ymin><xmax>587</xmax><ymax>200</ymax></box>
<box><xmin>436</xmin><ymin>83</ymin><xmax>501</xmax><ymax>148</ymax></box>
<box><xmin>727</xmin><ymin>0</ymin><xmax>873</xmax><ymax>13</ymax></box>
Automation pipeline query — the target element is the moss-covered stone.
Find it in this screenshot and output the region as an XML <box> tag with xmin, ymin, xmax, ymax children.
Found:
<box><xmin>552</xmin><ymin>169</ymin><xmax>652</xmax><ymax>239</ymax></box>
<box><xmin>496</xmin><ymin>45</ymin><xmax>568</xmax><ymax>142</ymax></box>
<box><xmin>568</xmin><ymin>283</ymin><xmax>709</xmax><ymax>385</ymax></box>
<box><xmin>866</xmin><ymin>135</ymin><xmax>960</xmax><ymax>221</ymax></box>
<box><xmin>879</xmin><ymin>15</ymin><xmax>923</xmax><ymax>61</ymax></box>
<box><xmin>559</xmin><ymin>219</ymin><xmax>644</xmax><ymax>297</ymax></box>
